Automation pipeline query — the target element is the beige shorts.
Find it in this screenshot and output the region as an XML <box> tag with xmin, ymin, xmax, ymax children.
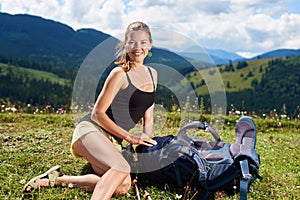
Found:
<box><xmin>71</xmin><ymin>121</ymin><xmax>130</xmax><ymax>174</ymax></box>
<box><xmin>71</xmin><ymin>121</ymin><xmax>122</xmax><ymax>157</ymax></box>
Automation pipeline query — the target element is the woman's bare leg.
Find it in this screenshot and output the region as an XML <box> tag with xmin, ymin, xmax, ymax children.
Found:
<box><xmin>38</xmin><ymin>172</ymin><xmax>130</xmax><ymax>194</ymax></box>
<box><xmin>37</xmin><ymin>130</ymin><xmax>132</xmax><ymax>199</ymax></box>
<box><xmin>37</xmin><ymin>173</ymin><xmax>100</xmax><ymax>192</ymax></box>
<box><xmin>91</xmin><ymin>169</ymin><xmax>130</xmax><ymax>199</ymax></box>
<box><xmin>57</xmin><ymin>174</ymin><xmax>100</xmax><ymax>192</ymax></box>
<box><xmin>73</xmin><ymin>131</ymin><xmax>132</xmax><ymax>199</ymax></box>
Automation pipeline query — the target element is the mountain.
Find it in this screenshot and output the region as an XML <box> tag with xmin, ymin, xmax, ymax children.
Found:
<box><xmin>0</xmin><ymin>12</ymin><xmax>113</xmax><ymax>68</ymax></box>
<box><xmin>2</xmin><ymin>12</ymin><xmax>299</xmax><ymax>68</ymax></box>
<box><xmin>205</xmin><ymin>48</ymin><xmax>244</xmax><ymax>65</ymax></box>
<box><xmin>1</xmin><ymin>12</ymin><xmax>300</xmax><ymax>69</ymax></box>
<box><xmin>0</xmin><ymin>12</ymin><xmax>198</xmax><ymax>73</ymax></box>
<box><xmin>176</xmin><ymin>46</ymin><xmax>244</xmax><ymax>65</ymax></box>
<box><xmin>252</xmin><ymin>48</ymin><xmax>300</xmax><ymax>59</ymax></box>
<box><xmin>0</xmin><ymin>12</ymin><xmax>246</xmax><ymax>69</ymax></box>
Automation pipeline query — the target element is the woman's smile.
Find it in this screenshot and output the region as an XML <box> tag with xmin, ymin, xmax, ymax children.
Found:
<box><xmin>126</xmin><ymin>30</ymin><xmax>152</xmax><ymax>64</ymax></box>
<box><xmin>132</xmin><ymin>51</ymin><xmax>144</xmax><ymax>57</ymax></box>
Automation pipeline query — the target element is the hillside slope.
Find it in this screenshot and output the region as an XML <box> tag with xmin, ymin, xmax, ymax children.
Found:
<box><xmin>1</xmin><ymin>55</ymin><xmax>299</xmax><ymax>114</ymax></box>
<box><xmin>187</xmin><ymin>56</ymin><xmax>300</xmax><ymax>114</ymax></box>
<box><xmin>0</xmin><ymin>63</ymin><xmax>72</xmax><ymax>108</ymax></box>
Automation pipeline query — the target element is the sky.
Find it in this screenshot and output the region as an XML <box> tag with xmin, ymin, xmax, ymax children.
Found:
<box><xmin>1</xmin><ymin>0</ymin><xmax>300</xmax><ymax>58</ymax></box>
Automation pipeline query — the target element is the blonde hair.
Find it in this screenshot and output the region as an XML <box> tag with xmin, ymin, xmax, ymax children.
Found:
<box><xmin>115</xmin><ymin>21</ymin><xmax>152</xmax><ymax>71</ymax></box>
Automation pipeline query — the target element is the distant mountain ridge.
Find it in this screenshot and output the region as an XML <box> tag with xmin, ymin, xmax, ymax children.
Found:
<box><xmin>252</xmin><ymin>48</ymin><xmax>300</xmax><ymax>59</ymax></box>
<box><xmin>0</xmin><ymin>12</ymin><xmax>113</xmax><ymax>68</ymax></box>
<box><xmin>1</xmin><ymin>12</ymin><xmax>300</xmax><ymax>68</ymax></box>
<box><xmin>0</xmin><ymin>12</ymin><xmax>209</xmax><ymax>70</ymax></box>
<box><xmin>205</xmin><ymin>48</ymin><xmax>244</xmax><ymax>65</ymax></box>
<box><xmin>176</xmin><ymin>48</ymin><xmax>243</xmax><ymax>65</ymax></box>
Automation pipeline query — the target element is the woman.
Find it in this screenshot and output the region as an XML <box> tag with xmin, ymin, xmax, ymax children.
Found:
<box><xmin>23</xmin><ymin>21</ymin><xmax>158</xmax><ymax>199</ymax></box>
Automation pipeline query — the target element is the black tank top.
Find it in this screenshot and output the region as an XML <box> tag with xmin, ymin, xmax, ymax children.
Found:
<box><xmin>81</xmin><ymin>67</ymin><xmax>156</xmax><ymax>144</ymax></box>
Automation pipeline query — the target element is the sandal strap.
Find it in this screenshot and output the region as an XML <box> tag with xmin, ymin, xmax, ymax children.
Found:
<box><xmin>47</xmin><ymin>166</ymin><xmax>64</xmax><ymax>187</ymax></box>
<box><xmin>23</xmin><ymin>165</ymin><xmax>64</xmax><ymax>192</ymax></box>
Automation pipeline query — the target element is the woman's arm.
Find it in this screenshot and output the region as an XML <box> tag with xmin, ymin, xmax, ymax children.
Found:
<box><xmin>143</xmin><ymin>104</ymin><xmax>154</xmax><ymax>136</ymax></box>
<box><xmin>143</xmin><ymin>67</ymin><xmax>157</xmax><ymax>136</ymax></box>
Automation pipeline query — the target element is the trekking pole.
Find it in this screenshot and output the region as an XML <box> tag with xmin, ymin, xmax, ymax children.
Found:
<box><xmin>138</xmin><ymin>181</ymin><xmax>152</xmax><ymax>200</ymax></box>
<box><xmin>142</xmin><ymin>189</ymin><xmax>152</xmax><ymax>200</ymax></box>
<box><xmin>125</xmin><ymin>144</ymin><xmax>141</xmax><ymax>200</ymax></box>
<box><xmin>132</xmin><ymin>178</ymin><xmax>141</xmax><ymax>200</ymax></box>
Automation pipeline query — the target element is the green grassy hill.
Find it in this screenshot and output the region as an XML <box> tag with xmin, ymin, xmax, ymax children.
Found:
<box><xmin>1</xmin><ymin>55</ymin><xmax>299</xmax><ymax>115</ymax></box>
<box><xmin>186</xmin><ymin>56</ymin><xmax>300</xmax><ymax>115</ymax></box>
<box><xmin>0</xmin><ymin>63</ymin><xmax>72</xmax><ymax>108</ymax></box>
<box><xmin>220</xmin><ymin>58</ymin><xmax>270</xmax><ymax>92</ymax></box>
<box><xmin>0</xmin><ymin>63</ymin><xmax>71</xmax><ymax>86</ymax></box>
<box><xmin>188</xmin><ymin>58</ymin><xmax>273</xmax><ymax>95</ymax></box>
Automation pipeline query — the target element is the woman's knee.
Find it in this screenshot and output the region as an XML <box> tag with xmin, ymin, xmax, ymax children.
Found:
<box><xmin>114</xmin><ymin>175</ymin><xmax>131</xmax><ymax>195</ymax></box>
<box><xmin>111</xmin><ymin>157</ymin><xmax>131</xmax><ymax>173</ymax></box>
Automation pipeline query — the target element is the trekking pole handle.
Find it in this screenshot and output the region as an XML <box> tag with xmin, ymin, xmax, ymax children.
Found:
<box><xmin>178</xmin><ymin>121</ymin><xmax>221</xmax><ymax>141</ymax></box>
<box><xmin>203</xmin><ymin>122</ymin><xmax>222</xmax><ymax>142</ymax></box>
<box><xmin>179</xmin><ymin>121</ymin><xmax>206</xmax><ymax>132</ymax></box>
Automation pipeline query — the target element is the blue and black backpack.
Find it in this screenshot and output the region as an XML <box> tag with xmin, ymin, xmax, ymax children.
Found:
<box><xmin>129</xmin><ymin>116</ymin><xmax>262</xmax><ymax>200</ymax></box>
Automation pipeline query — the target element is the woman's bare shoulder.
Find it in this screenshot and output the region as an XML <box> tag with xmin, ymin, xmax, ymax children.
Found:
<box><xmin>146</xmin><ymin>66</ymin><xmax>157</xmax><ymax>74</ymax></box>
<box><xmin>108</xmin><ymin>66</ymin><xmax>126</xmax><ymax>79</ymax></box>
<box><xmin>147</xmin><ymin>66</ymin><xmax>157</xmax><ymax>79</ymax></box>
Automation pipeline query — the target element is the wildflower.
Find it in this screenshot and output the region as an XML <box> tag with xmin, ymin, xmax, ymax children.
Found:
<box><xmin>20</xmin><ymin>179</ymin><xmax>26</xmax><ymax>184</ymax></box>
<box><xmin>175</xmin><ymin>194</ymin><xmax>182</xmax><ymax>199</ymax></box>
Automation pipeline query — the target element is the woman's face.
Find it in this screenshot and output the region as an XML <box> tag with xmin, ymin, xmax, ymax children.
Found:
<box><xmin>125</xmin><ymin>30</ymin><xmax>152</xmax><ymax>65</ymax></box>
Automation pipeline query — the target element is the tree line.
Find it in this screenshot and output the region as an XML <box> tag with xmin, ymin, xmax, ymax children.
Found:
<box><xmin>0</xmin><ymin>70</ymin><xmax>71</xmax><ymax>108</ymax></box>
<box><xmin>1</xmin><ymin>53</ymin><xmax>299</xmax><ymax>116</ymax></box>
<box><xmin>225</xmin><ymin>56</ymin><xmax>300</xmax><ymax>116</ymax></box>
<box><xmin>0</xmin><ymin>53</ymin><xmax>76</xmax><ymax>79</ymax></box>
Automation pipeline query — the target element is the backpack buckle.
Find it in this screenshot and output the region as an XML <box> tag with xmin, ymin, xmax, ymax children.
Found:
<box><xmin>242</xmin><ymin>173</ymin><xmax>252</xmax><ymax>180</ymax></box>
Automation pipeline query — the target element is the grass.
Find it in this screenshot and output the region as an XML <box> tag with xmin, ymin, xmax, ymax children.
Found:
<box><xmin>0</xmin><ymin>113</ymin><xmax>299</xmax><ymax>199</ymax></box>
<box><xmin>188</xmin><ymin>58</ymin><xmax>273</xmax><ymax>95</ymax></box>
<box><xmin>0</xmin><ymin>63</ymin><xmax>71</xmax><ymax>86</ymax></box>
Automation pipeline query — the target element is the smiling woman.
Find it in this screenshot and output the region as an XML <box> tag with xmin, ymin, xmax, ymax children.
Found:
<box><xmin>23</xmin><ymin>21</ymin><xmax>158</xmax><ymax>200</ymax></box>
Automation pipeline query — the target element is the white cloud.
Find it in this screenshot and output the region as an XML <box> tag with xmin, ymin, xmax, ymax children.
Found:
<box><xmin>0</xmin><ymin>0</ymin><xmax>28</xmax><ymax>14</ymax></box>
<box><xmin>0</xmin><ymin>0</ymin><xmax>299</xmax><ymax>57</ymax></box>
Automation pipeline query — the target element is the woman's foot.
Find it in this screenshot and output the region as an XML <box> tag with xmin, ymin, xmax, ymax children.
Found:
<box><xmin>23</xmin><ymin>165</ymin><xmax>64</xmax><ymax>192</ymax></box>
<box><xmin>23</xmin><ymin>178</ymin><xmax>50</xmax><ymax>191</ymax></box>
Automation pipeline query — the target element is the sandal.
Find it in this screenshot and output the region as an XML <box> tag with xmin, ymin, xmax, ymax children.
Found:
<box><xmin>23</xmin><ymin>165</ymin><xmax>64</xmax><ymax>192</ymax></box>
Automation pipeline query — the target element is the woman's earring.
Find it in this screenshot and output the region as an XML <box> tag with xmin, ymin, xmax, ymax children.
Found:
<box><xmin>147</xmin><ymin>51</ymin><xmax>152</xmax><ymax>58</ymax></box>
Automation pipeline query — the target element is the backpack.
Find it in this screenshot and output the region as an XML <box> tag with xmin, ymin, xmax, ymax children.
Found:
<box><xmin>130</xmin><ymin>116</ymin><xmax>263</xmax><ymax>200</ymax></box>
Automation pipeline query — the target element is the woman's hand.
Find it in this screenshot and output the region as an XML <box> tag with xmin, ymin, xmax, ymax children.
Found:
<box><xmin>125</xmin><ymin>133</ymin><xmax>157</xmax><ymax>146</ymax></box>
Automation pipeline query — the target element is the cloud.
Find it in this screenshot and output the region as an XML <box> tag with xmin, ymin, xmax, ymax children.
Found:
<box><xmin>0</xmin><ymin>0</ymin><xmax>299</xmax><ymax>57</ymax></box>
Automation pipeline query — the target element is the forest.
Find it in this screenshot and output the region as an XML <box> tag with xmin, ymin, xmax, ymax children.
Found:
<box><xmin>225</xmin><ymin>56</ymin><xmax>300</xmax><ymax>115</ymax></box>
<box><xmin>0</xmin><ymin>53</ymin><xmax>299</xmax><ymax>116</ymax></box>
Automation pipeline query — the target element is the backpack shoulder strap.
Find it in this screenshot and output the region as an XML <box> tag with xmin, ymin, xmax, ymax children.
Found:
<box><xmin>239</xmin><ymin>159</ymin><xmax>251</xmax><ymax>200</ymax></box>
